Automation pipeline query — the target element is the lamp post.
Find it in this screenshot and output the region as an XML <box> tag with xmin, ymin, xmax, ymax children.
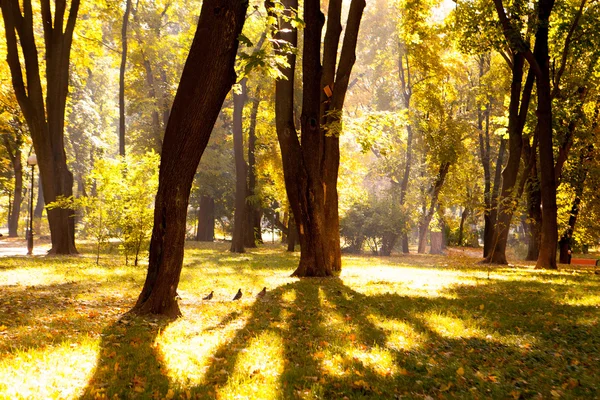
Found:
<box><xmin>27</xmin><ymin>154</ymin><xmax>37</xmax><ymax>255</ymax></box>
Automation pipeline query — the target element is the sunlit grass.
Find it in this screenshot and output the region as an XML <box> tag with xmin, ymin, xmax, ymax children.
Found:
<box><xmin>0</xmin><ymin>242</ymin><xmax>599</xmax><ymax>398</ymax></box>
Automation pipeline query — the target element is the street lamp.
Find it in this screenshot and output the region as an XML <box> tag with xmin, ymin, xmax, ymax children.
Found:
<box><xmin>27</xmin><ymin>154</ymin><xmax>37</xmax><ymax>256</ymax></box>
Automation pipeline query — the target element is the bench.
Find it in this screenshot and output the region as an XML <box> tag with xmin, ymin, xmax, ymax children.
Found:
<box><xmin>569</xmin><ymin>258</ymin><xmax>599</xmax><ymax>267</ymax></box>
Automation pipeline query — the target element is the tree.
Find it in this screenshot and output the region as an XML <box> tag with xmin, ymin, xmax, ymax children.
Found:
<box><xmin>119</xmin><ymin>0</ymin><xmax>133</xmax><ymax>156</ymax></box>
<box><xmin>1</xmin><ymin>0</ymin><xmax>81</xmax><ymax>254</ymax></box>
<box><xmin>0</xmin><ymin>96</ymin><xmax>26</xmax><ymax>237</ymax></box>
<box><xmin>230</xmin><ymin>79</ymin><xmax>248</xmax><ymax>253</ymax></box>
<box><xmin>131</xmin><ymin>0</ymin><xmax>247</xmax><ymax>317</ymax></box>
<box><xmin>269</xmin><ymin>0</ymin><xmax>366</xmax><ymax>277</ymax></box>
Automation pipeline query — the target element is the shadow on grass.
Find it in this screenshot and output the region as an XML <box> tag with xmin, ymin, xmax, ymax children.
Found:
<box><xmin>78</xmin><ymin>274</ymin><xmax>600</xmax><ymax>399</ymax></box>
<box><xmin>0</xmin><ymin>281</ymin><xmax>106</xmax><ymax>355</ymax></box>
<box><xmin>80</xmin><ymin>316</ymin><xmax>171</xmax><ymax>399</ymax></box>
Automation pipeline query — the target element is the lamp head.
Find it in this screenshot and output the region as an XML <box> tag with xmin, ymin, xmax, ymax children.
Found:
<box><xmin>27</xmin><ymin>154</ymin><xmax>37</xmax><ymax>166</ymax></box>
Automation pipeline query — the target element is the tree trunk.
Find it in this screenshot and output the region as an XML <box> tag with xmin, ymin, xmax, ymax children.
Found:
<box><xmin>558</xmin><ymin>145</ymin><xmax>592</xmax><ymax>263</ymax></box>
<box><xmin>287</xmin><ymin>217</ymin><xmax>297</xmax><ymax>252</ymax></box>
<box><xmin>269</xmin><ymin>0</ymin><xmax>365</xmax><ymax>277</ymax></box>
<box><xmin>142</xmin><ymin>57</ymin><xmax>164</xmax><ymax>151</ymax></box>
<box><xmin>534</xmin><ymin>0</ymin><xmax>558</xmax><ymax>270</ymax></box>
<box><xmin>525</xmin><ymin>165</ymin><xmax>542</xmax><ymax>261</ymax></box>
<box><xmin>398</xmin><ymin>42</ymin><xmax>413</xmax><ymax>254</ymax></box>
<box><xmin>196</xmin><ymin>195</ymin><xmax>215</xmax><ymax>242</ymax></box>
<box><xmin>33</xmin><ymin>177</ymin><xmax>45</xmax><ymax>234</ymax></box>
<box><xmin>484</xmin><ymin>138</ymin><xmax>506</xmax><ymax>256</ymax></box>
<box><xmin>458</xmin><ymin>207</ymin><xmax>469</xmax><ymax>247</ymax></box>
<box><xmin>484</xmin><ymin>53</ymin><xmax>534</xmax><ymax>263</ymax></box>
<box><xmin>245</xmin><ymin>93</ymin><xmax>261</xmax><ymax>247</ymax></box>
<box><xmin>430</xmin><ymin>231</ymin><xmax>443</xmax><ymax>254</ymax></box>
<box><xmin>558</xmin><ymin>196</ymin><xmax>580</xmax><ymax>264</ymax></box>
<box><xmin>3</xmin><ymin>137</ymin><xmax>23</xmax><ymax>237</ymax></box>
<box><xmin>119</xmin><ymin>0</ymin><xmax>132</xmax><ymax>156</ymax></box>
<box><xmin>131</xmin><ymin>0</ymin><xmax>247</xmax><ymax>317</ymax></box>
<box><xmin>231</xmin><ymin>78</ymin><xmax>247</xmax><ymax>253</ymax></box>
<box><xmin>418</xmin><ymin>162</ymin><xmax>450</xmax><ymax>253</ymax></box>
<box><xmin>1</xmin><ymin>0</ymin><xmax>80</xmax><ymax>254</ymax></box>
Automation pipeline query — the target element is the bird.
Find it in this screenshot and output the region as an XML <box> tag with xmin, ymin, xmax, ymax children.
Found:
<box><xmin>256</xmin><ymin>287</ymin><xmax>266</xmax><ymax>299</ymax></box>
<box><xmin>203</xmin><ymin>291</ymin><xmax>213</xmax><ymax>300</ymax></box>
<box><xmin>233</xmin><ymin>289</ymin><xmax>242</xmax><ymax>301</ymax></box>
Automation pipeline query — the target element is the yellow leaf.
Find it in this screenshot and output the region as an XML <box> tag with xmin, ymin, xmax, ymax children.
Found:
<box><xmin>114</xmin><ymin>362</ymin><xmax>119</xmax><ymax>372</ymax></box>
<box><xmin>134</xmin><ymin>386</ymin><xmax>144</xmax><ymax>393</ymax></box>
<box><xmin>398</xmin><ymin>368</ymin><xmax>410</xmax><ymax>376</ymax></box>
<box><xmin>479</xmin><ymin>304</ymin><xmax>485</xmax><ymax>310</ymax></box>
<box><xmin>457</xmin><ymin>367</ymin><xmax>465</xmax><ymax>376</ymax></box>
<box><xmin>440</xmin><ymin>383</ymin><xmax>453</xmax><ymax>392</ymax></box>
<box><xmin>165</xmin><ymin>389</ymin><xmax>175</xmax><ymax>400</ymax></box>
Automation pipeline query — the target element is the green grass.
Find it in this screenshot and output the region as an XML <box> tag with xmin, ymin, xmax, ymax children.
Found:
<box><xmin>0</xmin><ymin>242</ymin><xmax>599</xmax><ymax>399</ymax></box>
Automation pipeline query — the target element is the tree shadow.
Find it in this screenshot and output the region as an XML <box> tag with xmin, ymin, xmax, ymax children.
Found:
<box><xmin>77</xmin><ymin>273</ymin><xmax>599</xmax><ymax>399</ymax></box>
<box><xmin>79</xmin><ymin>316</ymin><xmax>172</xmax><ymax>399</ymax></box>
<box><xmin>0</xmin><ymin>281</ymin><xmax>106</xmax><ymax>355</ymax></box>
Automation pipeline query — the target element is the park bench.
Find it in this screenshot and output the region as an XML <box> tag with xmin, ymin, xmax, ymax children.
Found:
<box><xmin>568</xmin><ymin>258</ymin><xmax>599</xmax><ymax>267</ymax></box>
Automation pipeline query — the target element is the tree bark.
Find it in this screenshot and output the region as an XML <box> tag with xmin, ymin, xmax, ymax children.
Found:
<box><xmin>533</xmin><ymin>0</ymin><xmax>558</xmax><ymax>270</ymax></box>
<box><xmin>417</xmin><ymin>162</ymin><xmax>450</xmax><ymax>253</ymax></box>
<box><xmin>1</xmin><ymin>0</ymin><xmax>80</xmax><ymax>254</ymax></box>
<box><xmin>269</xmin><ymin>0</ymin><xmax>365</xmax><ymax>277</ymax></box>
<box><xmin>287</xmin><ymin>217</ymin><xmax>297</xmax><ymax>252</ymax></box>
<box><xmin>196</xmin><ymin>195</ymin><xmax>215</xmax><ymax>242</ymax></box>
<box><xmin>2</xmin><ymin>133</ymin><xmax>23</xmax><ymax>237</ymax></box>
<box><xmin>398</xmin><ymin>43</ymin><xmax>414</xmax><ymax>254</ymax></box>
<box><xmin>484</xmin><ymin>52</ymin><xmax>534</xmax><ymax>263</ymax></box>
<box><xmin>9</xmin><ymin>154</ymin><xmax>23</xmax><ymax>237</ymax></box>
<box><xmin>245</xmin><ymin>92</ymin><xmax>261</xmax><ymax>247</ymax></box>
<box><xmin>430</xmin><ymin>231</ymin><xmax>443</xmax><ymax>254</ymax></box>
<box><xmin>131</xmin><ymin>0</ymin><xmax>247</xmax><ymax>317</ymax></box>
<box><xmin>231</xmin><ymin>78</ymin><xmax>248</xmax><ymax>253</ymax></box>
<box><xmin>524</xmin><ymin>164</ymin><xmax>542</xmax><ymax>261</ymax></box>
<box><xmin>142</xmin><ymin>56</ymin><xmax>164</xmax><ymax>151</ymax></box>
<box><xmin>119</xmin><ymin>0</ymin><xmax>132</xmax><ymax>156</ymax></box>
<box><xmin>458</xmin><ymin>206</ymin><xmax>469</xmax><ymax>247</ymax></box>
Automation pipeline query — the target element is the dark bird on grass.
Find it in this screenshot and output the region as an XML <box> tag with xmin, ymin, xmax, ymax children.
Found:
<box><xmin>233</xmin><ymin>289</ymin><xmax>242</xmax><ymax>301</ymax></box>
<box><xmin>256</xmin><ymin>287</ymin><xmax>266</xmax><ymax>298</ymax></box>
<box><xmin>203</xmin><ymin>291</ymin><xmax>213</xmax><ymax>300</ymax></box>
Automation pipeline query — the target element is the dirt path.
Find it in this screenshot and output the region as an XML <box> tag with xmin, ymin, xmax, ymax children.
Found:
<box><xmin>0</xmin><ymin>236</ymin><xmax>51</xmax><ymax>257</ymax></box>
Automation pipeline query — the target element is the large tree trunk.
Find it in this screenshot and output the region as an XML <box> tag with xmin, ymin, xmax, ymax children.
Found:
<box><xmin>196</xmin><ymin>195</ymin><xmax>215</xmax><ymax>242</ymax></box>
<box><xmin>484</xmin><ymin>52</ymin><xmax>534</xmax><ymax>263</ymax></box>
<box><xmin>430</xmin><ymin>231</ymin><xmax>443</xmax><ymax>254</ymax></box>
<box><xmin>534</xmin><ymin>0</ymin><xmax>558</xmax><ymax>270</ymax></box>
<box><xmin>269</xmin><ymin>0</ymin><xmax>365</xmax><ymax>277</ymax></box>
<box><xmin>231</xmin><ymin>78</ymin><xmax>248</xmax><ymax>253</ymax></box>
<box><xmin>119</xmin><ymin>0</ymin><xmax>132</xmax><ymax>156</ymax></box>
<box><xmin>417</xmin><ymin>162</ymin><xmax>450</xmax><ymax>253</ymax></box>
<box><xmin>1</xmin><ymin>0</ymin><xmax>80</xmax><ymax>254</ymax></box>
<box><xmin>131</xmin><ymin>0</ymin><xmax>247</xmax><ymax>317</ymax></box>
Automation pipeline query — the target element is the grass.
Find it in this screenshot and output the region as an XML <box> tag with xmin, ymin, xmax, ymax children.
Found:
<box><xmin>0</xmin><ymin>242</ymin><xmax>599</xmax><ymax>399</ymax></box>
